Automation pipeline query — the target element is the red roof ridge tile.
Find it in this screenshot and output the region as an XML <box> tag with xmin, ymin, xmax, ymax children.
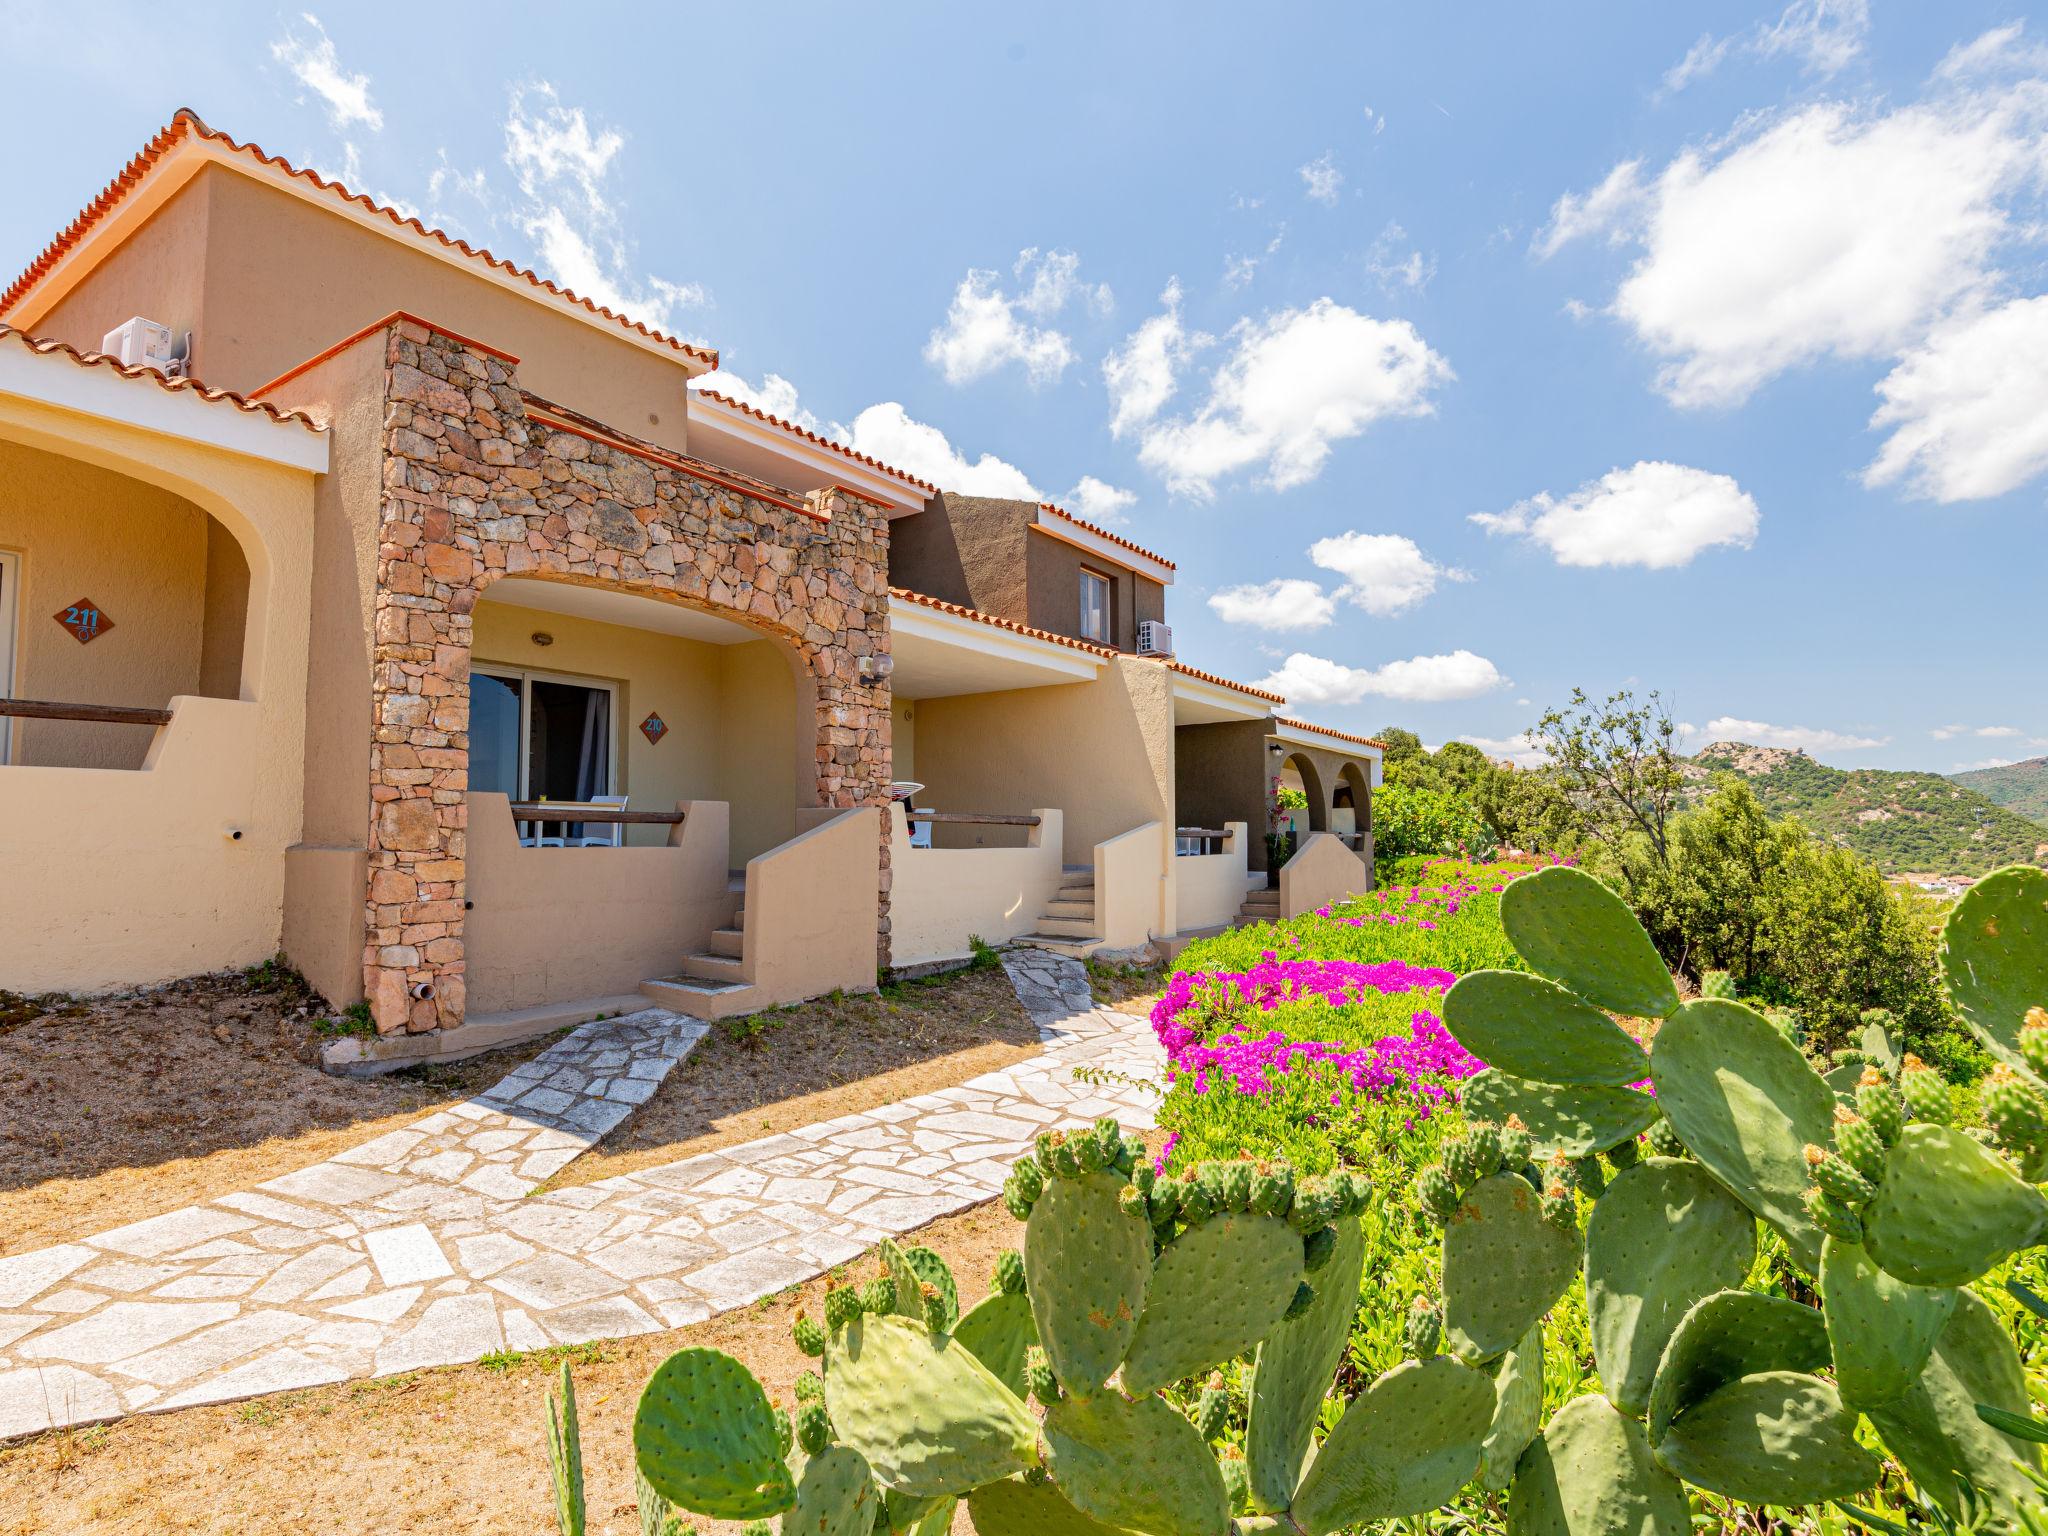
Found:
<box><xmin>0</xmin><ymin>110</ymin><xmax>719</xmax><ymax>370</ymax></box>
<box><xmin>1164</xmin><ymin>659</ymin><xmax>1285</xmax><ymax>704</ymax></box>
<box><xmin>0</xmin><ymin>324</ymin><xmax>324</xmax><ymax>434</ymax></box>
<box><xmin>888</xmin><ymin>587</ymin><xmax>1117</xmax><ymax>659</ymax></box>
<box><xmin>691</xmin><ymin>386</ymin><xmax>936</xmax><ymax>493</ymax></box>
<box><xmin>1036</xmin><ymin>501</ymin><xmax>1176</xmax><ymax>571</ymax></box>
<box><xmin>1274</xmin><ymin>716</ymin><xmax>1388</xmax><ymax>750</ymax></box>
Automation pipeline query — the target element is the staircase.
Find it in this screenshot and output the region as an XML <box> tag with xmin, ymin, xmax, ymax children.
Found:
<box><xmin>639</xmin><ymin>874</ymin><xmax>760</xmax><ymax>1019</ymax></box>
<box><xmin>1015</xmin><ymin>866</ymin><xmax>1105</xmax><ymax>958</ymax></box>
<box><xmin>1235</xmin><ymin>883</ymin><xmax>1282</xmax><ymax>928</ymax></box>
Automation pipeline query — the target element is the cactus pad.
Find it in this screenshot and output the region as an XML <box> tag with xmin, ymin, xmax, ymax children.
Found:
<box><xmin>1585</xmin><ymin>1158</ymin><xmax>1756</xmax><ymax>1416</ymax></box>
<box><xmin>965</xmin><ymin>1474</ymin><xmax>1134</xmax><ymax>1536</ymax></box>
<box><xmin>901</xmin><ymin>1246</ymin><xmax>959</xmax><ymax>1333</ymax></box>
<box><xmin>1042</xmin><ymin>1390</ymin><xmax>1230</xmax><ymax>1536</ymax></box>
<box><xmin>1645</xmin><ymin>1290</ymin><xmax>1828</xmax><ymax>1445</ymax></box>
<box><xmin>1443</xmin><ymin>970</ymin><xmax>1650</xmax><ymax>1086</ymax></box>
<box><xmin>1819</xmin><ymin>1236</ymin><xmax>1956</xmax><ymax>1408</ymax></box>
<box><xmin>1649</xmin><ymin>1370</ymin><xmax>1879</xmax><ymax>1504</ymax></box>
<box><xmin>1500</xmin><ymin>866</ymin><xmax>1681</xmax><ymax>1019</ymax></box>
<box><xmin>1941</xmin><ymin>866</ymin><xmax>2048</xmax><ymax>1087</ymax></box>
<box><xmin>1865</xmin><ymin>1289</ymin><xmax>2043</xmax><ymax>1527</ymax></box>
<box><xmin>1478</xmin><ymin>1323</ymin><xmax>1543</xmax><ymax>1493</ymax></box>
<box><xmin>1506</xmin><ymin>1392</ymin><xmax>1688</xmax><ymax>1535</ymax></box>
<box><xmin>634</xmin><ymin>1348</ymin><xmax>796</xmax><ymax>1520</ymax></box>
<box><xmin>1649</xmin><ymin>998</ymin><xmax>1835</xmax><ymax>1272</ymax></box>
<box><xmin>545</xmin><ymin>1361</ymin><xmax>586</xmax><ymax>1536</ymax></box>
<box><xmin>877</xmin><ymin>1241</ymin><xmax>927</xmax><ymax>1324</ymax></box>
<box><xmin>1288</xmin><ymin>1357</ymin><xmax>1495</xmax><ymax>1535</ymax></box>
<box><xmin>779</xmin><ymin>1445</ymin><xmax>874</xmax><ymax>1536</ymax></box>
<box><xmin>1463</xmin><ymin>1070</ymin><xmax>1659</xmax><ymax>1159</ymax></box>
<box><xmin>1442</xmin><ymin>1172</ymin><xmax>1581</xmax><ymax>1363</ymax></box>
<box><xmin>1862</xmin><ymin>1122</ymin><xmax>2048</xmax><ymax>1286</ymax></box>
<box><xmin>822</xmin><ymin>1314</ymin><xmax>1036</xmax><ymax>1499</ymax></box>
<box><xmin>1244</xmin><ymin>1214</ymin><xmax>1365</xmax><ymax>1512</ymax></box>
<box><xmin>951</xmin><ymin>1290</ymin><xmax>1038</xmax><ymax>1401</ymax></box>
<box><xmin>1024</xmin><ymin>1170</ymin><xmax>1151</xmax><ymax>1395</ymax></box>
<box><xmin>1121</xmin><ymin>1210</ymin><xmax>1304</xmax><ymax>1396</ymax></box>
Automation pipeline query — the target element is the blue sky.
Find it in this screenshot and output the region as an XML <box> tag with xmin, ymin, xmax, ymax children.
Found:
<box><xmin>5</xmin><ymin>3</ymin><xmax>2044</xmax><ymax>772</ymax></box>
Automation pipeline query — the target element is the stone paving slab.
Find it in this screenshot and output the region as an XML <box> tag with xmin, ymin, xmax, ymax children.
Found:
<box><xmin>0</xmin><ymin>956</ymin><xmax>1163</xmax><ymax>1436</ymax></box>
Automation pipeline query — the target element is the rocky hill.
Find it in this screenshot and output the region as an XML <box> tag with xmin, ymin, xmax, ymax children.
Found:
<box><xmin>1684</xmin><ymin>742</ymin><xmax>2048</xmax><ymax>877</ymax></box>
<box><xmin>1951</xmin><ymin>756</ymin><xmax>2048</xmax><ymax>826</ymax></box>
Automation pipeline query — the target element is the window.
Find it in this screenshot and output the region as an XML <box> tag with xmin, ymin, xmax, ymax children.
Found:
<box><xmin>1078</xmin><ymin>567</ymin><xmax>1112</xmax><ymax>645</ymax></box>
<box><xmin>467</xmin><ymin>665</ymin><xmax>617</xmax><ymax>802</ymax></box>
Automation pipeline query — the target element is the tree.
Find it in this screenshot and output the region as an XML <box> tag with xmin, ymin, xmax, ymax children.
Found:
<box><xmin>1531</xmin><ymin>687</ymin><xmax>1683</xmax><ymax>879</ymax></box>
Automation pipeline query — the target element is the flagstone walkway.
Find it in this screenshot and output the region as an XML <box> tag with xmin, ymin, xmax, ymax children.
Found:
<box><xmin>0</xmin><ymin>951</ymin><xmax>1162</xmax><ymax>1439</ymax></box>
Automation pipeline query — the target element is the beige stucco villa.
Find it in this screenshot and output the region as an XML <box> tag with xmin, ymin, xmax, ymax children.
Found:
<box><xmin>0</xmin><ymin>111</ymin><xmax>1382</xmax><ymax>1058</ymax></box>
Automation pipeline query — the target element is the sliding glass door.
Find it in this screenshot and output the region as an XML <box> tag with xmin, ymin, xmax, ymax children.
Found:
<box><xmin>467</xmin><ymin>666</ymin><xmax>617</xmax><ymax>802</ymax></box>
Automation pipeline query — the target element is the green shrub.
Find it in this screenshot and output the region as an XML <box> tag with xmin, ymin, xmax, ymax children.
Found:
<box><xmin>1370</xmin><ymin>782</ymin><xmax>1498</xmax><ymax>871</ymax></box>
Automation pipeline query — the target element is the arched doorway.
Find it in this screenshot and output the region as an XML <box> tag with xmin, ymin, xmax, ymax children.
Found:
<box><xmin>1276</xmin><ymin>750</ymin><xmax>1328</xmax><ymax>835</ymax></box>
<box><xmin>1333</xmin><ymin>761</ymin><xmax>1370</xmax><ymax>853</ymax></box>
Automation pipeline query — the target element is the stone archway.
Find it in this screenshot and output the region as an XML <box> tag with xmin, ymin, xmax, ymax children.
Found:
<box><xmin>362</xmin><ymin>318</ymin><xmax>891</xmax><ymax>1034</ymax></box>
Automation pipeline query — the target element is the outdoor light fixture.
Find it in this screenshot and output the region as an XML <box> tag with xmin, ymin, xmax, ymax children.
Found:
<box><xmin>531</xmin><ymin>631</ymin><xmax>555</xmax><ymax>647</ymax></box>
<box><xmin>859</xmin><ymin>655</ymin><xmax>896</xmax><ymax>681</ymax></box>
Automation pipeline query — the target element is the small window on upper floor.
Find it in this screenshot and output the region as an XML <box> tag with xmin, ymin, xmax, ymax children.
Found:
<box><xmin>1079</xmin><ymin>567</ymin><xmax>1112</xmax><ymax>644</ymax></box>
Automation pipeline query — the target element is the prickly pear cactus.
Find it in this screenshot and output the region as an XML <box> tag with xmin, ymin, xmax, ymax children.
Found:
<box><xmin>555</xmin><ymin>863</ymin><xmax>2048</xmax><ymax>1536</ymax></box>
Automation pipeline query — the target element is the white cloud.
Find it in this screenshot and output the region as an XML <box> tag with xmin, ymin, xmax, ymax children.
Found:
<box><xmin>692</xmin><ymin>368</ymin><xmax>824</xmax><ymax>433</ymax></box>
<box><xmin>1755</xmin><ymin>0</ymin><xmax>1870</xmax><ymax>77</ymax></box>
<box><xmin>271</xmin><ymin>14</ymin><xmax>382</xmax><ymax>132</ymax></box>
<box><xmin>501</xmin><ymin>83</ymin><xmax>706</xmax><ymax>332</ymax></box>
<box><xmin>1864</xmin><ymin>295</ymin><xmax>2048</xmax><ymax>502</ymax></box>
<box><xmin>1532</xmin><ymin>161</ymin><xmax>1644</xmax><ymax>259</ymax></box>
<box><xmin>1551</xmin><ymin>85</ymin><xmax>2044</xmax><ymax>408</ymax></box>
<box><xmin>1300</xmin><ymin>152</ymin><xmax>1344</xmax><ymax>206</ymax></box>
<box><xmin>1958</xmin><ymin>755</ymin><xmax>2019</xmax><ymax>770</ymax></box>
<box><xmin>1102</xmin><ymin>279</ymin><xmax>1207</xmax><ymax>438</ymax></box>
<box><xmin>1366</xmin><ymin>222</ymin><xmax>1436</xmax><ymax>293</ymax></box>
<box><xmin>1472</xmin><ymin>461</ymin><xmax>1759</xmax><ymax>568</ymax></box>
<box><xmin>1937</xmin><ymin>22</ymin><xmax>2048</xmax><ymax>81</ymax></box>
<box><xmin>1308</xmin><ymin>532</ymin><xmax>1468</xmax><ymax>616</ymax></box>
<box><xmin>1063</xmin><ymin>475</ymin><xmax>1137</xmax><ymax>526</ymax></box>
<box><xmin>1932</xmin><ymin>724</ymin><xmax>2021</xmax><ymax>740</ymax></box>
<box><xmin>1207</xmin><ymin>579</ymin><xmax>1337</xmax><ymax>631</ymax></box>
<box><xmin>1223</xmin><ymin>226</ymin><xmax>1287</xmax><ymax>291</ymax></box>
<box><xmin>1453</xmin><ymin>733</ymin><xmax>1551</xmax><ymax>769</ymax></box>
<box><xmin>1660</xmin><ymin>0</ymin><xmax>1868</xmax><ymax>96</ymax></box>
<box><xmin>841</xmin><ymin>403</ymin><xmax>1040</xmax><ymax>499</ymax></box>
<box><xmin>924</xmin><ymin>249</ymin><xmax>1106</xmax><ymax>387</ymax></box>
<box><xmin>1135</xmin><ymin>300</ymin><xmax>1452</xmax><ymax>498</ymax></box>
<box><xmin>1693</xmin><ymin>716</ymin><xmax>1890</xmax><ymax>752</ymax></box>
<box><xmin>1256</xmin><ymin>650</ymin><xmax>1508</xmax><ymax>705</ymax></box>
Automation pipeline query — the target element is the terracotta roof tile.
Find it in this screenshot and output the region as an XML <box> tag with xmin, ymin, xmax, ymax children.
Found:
<box><xmin>888</xmin><ymin>587</ymin><xmax>1116</xmax><ymax>659</ymax></box>
<box><xmin>0</xmin><ymin>111</ymin><xmax>718</xmax><ymax>370</ymax></box>
<box><xmin>1038</xmin><ymin>502</ymin><xmax>1176</xmax><ymax>571</ymax></box>
<box><xmin>1167</xmin><ymin>660</ymin><xmax>1285</xmax><ymax>704</ymax></box>
<box><xmin>692</xmin><ymin>387</ymin><xmax>936</xmax><ymax>493</ymax></box>
<box><xmin>1275</xmin><ymin>717</ymin><xmax>1388</xmax><ymax>750</ymax></box>
<box><xmin>0</xmin><ymin>324</ymin><xmax>324</xmax><ymax>434</ymax></box>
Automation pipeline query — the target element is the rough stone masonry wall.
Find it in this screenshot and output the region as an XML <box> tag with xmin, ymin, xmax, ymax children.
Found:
<box><xmin>365</xmin><ymin>319</ymin><xmax>892</xmax><ymax>1035</ymax></box>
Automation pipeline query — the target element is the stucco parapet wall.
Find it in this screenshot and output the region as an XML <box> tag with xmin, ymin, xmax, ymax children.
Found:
<box><xmin>358</xmin><ymin>316</ymin><xmax>892</xmax><ymax>1036</ymax></box>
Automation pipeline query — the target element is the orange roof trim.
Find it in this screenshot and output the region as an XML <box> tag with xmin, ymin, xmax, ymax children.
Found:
<box><xmin>693</xmin><ymin>387</ymin><xmax>936</xmax><ymax>494</ymax></box>
<box><xmin>1275</xmin><ymin>717</ymin><xmax>1388</xmax><ymax>751</ymax></box>
<box><xmin>889</xmin><ymin>587</ymin><xmax>1117</xmax><ymax>660</ymax></box>
<box><xmin>0</xmin><ymin>324</ymin><xmax>324</xmax><ymax>433</ymax></box>
<box><xmin>1169</xmin><ymin>660</ymin><xmax>1284</xmax><ymax>704</ymax></box>
<box><xmin>1038</xmin><ymin>502</ymin><xmax>1176</xmax><ymax>572</ymax></box>
<box><xmin>0</xmin><ymin>111</ymin><xmax>719</xmax><ymax>370</ymax></box>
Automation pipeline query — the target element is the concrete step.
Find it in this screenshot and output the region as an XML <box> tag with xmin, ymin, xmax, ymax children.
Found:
<box><xmin>1014</xmin><ymin>932</ymin><xmax>1105</xmax><ymax>959</ymax></box>
<box><xmin>1042</xmin><ymin>899</ymin><xmax>1097</xmax><ymax>921</ymax></box>
<box><xmin>1056</xmin><ymin>884</ymin><xmax>1097</xmax><ymax>903</ymax></box>
<box><xmin>681</xmin><ymin>951</ymin><xmax>747</xmax><ymax>984</ymax></box>
<box><xmin>1032</xmin><ymin>915</ymin><xmax>1100</xmax><ymax>940</ymax></box>
<box><xmin>639</xmin><ymin>975</ymin><xmax>757</xmax><ymax>1021</ymax></box>
<box><xmin>708</xmin><ymin>927</ymin><xmax>745</xmax><ymax>958</ymax></box>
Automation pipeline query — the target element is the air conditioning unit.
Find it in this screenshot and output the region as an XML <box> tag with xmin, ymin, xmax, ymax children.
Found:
<box><xmin>1137</xmin><ymin>620</ymin><xmax>1174</xmax><ymax>657</ymax></box>
<box><xmin>100</xmin><ymin>317</ymin><xmax>182</xmax><ymax>376</ymax></box>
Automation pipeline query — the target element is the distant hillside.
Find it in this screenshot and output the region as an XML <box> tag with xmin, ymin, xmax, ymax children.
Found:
<box><xmin>1683</xmin><ymin>742</ymin><xmax>2048</xmax><ymax>877</ymax></box>
<box><xmin>1951</xmin><ymin>756</ymin><xmax>2048</xmax><ymax>826</ymax></box>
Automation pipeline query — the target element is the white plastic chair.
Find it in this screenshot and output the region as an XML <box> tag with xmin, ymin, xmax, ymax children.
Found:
<box><xmin>890</xmin><ymin>781</ymin><xmax>933</xmax><ymax>849</ymax></box>
<box><xmin>573</xmin><ymin>795</ymin><xmax>630</xmax><ymax>847</ymax></box>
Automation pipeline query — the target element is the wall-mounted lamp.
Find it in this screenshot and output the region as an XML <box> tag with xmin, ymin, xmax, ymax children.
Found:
<box><xmin>531</xmin><ymin>631</ymin><xmax>555</xmax><ymax>648</ymax></box>
<box><xmin>858</xmin><ymin>654</ymin><xmax>896</xmax><ymax>682</ymax></box>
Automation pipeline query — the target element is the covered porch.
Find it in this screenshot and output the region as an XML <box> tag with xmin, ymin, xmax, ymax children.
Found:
<box><xmin>0</xmin><ymin>329</ymin><xmax>320</xmax><ymax>993</ymax></box>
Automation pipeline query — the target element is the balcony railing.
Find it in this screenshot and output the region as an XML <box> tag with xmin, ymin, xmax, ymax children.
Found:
<box><xmin>0</xmin><ymin>696</ymin><xmax>174</xmax><ymax>728</ymax></box>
